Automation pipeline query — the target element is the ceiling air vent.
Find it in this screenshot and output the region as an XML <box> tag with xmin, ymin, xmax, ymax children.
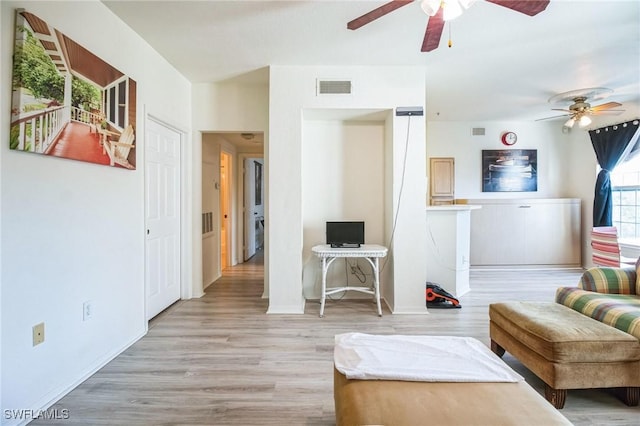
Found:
<box><xmin>317</xmin><ymin>79</ymin><xmax>352</xmax><ymax>95</ymax></box>
<box><xmin>472</xmin><ymin>127</ymin><xmax>486</xmax><ymax>136</ymax></box>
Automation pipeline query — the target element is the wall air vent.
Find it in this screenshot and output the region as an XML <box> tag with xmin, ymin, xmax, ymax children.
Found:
<box><xmin>317</xmin><ymin>79</ymin><xmax>352</xmax><ymax>95</ymax></box>
<box><xmin>472</xmin><ymin>127</ymin><xmax>486</xmax><ymax>136</ymax></box>
<box><xmin>202</xmin><ymin>212</ymin><xmax>213</xmax><ymax>234</ymax></box>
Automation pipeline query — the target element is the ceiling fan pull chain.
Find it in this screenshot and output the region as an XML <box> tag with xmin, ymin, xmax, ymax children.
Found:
<box><xmin>448</xmin><ymin>22</ymin><xmax>453</xmax><ymax>48</ymax></box>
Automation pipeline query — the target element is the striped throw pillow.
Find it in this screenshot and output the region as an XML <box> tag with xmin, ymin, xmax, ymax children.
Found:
<box><xmin>579</xmin><ymin>267</ymin><xmax>635</xmax><ymax>294</ymax></box>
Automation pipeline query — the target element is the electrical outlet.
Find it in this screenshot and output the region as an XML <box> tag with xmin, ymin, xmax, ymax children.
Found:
<box><xmin>83</xmin><ymin>301</ymin><xmax>93</xmax><ymax>321</ymax></box>
<box><xmin>33</xmin><ymin>322</ymin><xmax>45</xmax><ymax>346</ymax></box>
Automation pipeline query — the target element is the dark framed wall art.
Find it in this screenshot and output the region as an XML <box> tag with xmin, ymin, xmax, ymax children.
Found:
<box><xmin>482</xmin><ymin>149</ymin><xmax>537</xmax><ymax>192</ymax></box>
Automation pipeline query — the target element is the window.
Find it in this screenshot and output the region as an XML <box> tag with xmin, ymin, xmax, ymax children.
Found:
<box><xmin>102</xmin><ymin>78</ymin><xmax>129</xmax><ymax>130</ymax></box>
<box><xmin>611</xmin><ymin>155</ymin><xmax>640</xmax><ymax>238</ymax></box>
<box><xmin>108</xmin><ymin>86</ymin><xmax>116</xmax><ymax>124</ymax></box>
<box><xmin>117</xmin><ymin>81</ymin><xmax>126</xmax><ymax>128</ymax></box>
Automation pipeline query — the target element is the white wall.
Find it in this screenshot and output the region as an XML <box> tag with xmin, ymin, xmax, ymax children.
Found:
<box><xmin>0</xmin><ymin>1</ymin><xmax>191</xmax><ymax>422</ymax></box>
<box><xmin>301</xmin><ymin>117</ymin><xmax>386</xmax><ymax>299</ymax></box>
<box><xmin>382</xmin><ymin>114</ymin><xmax>395</xmax><ymax>308</ymax></box>
<box><xmin>387</xmin><ymin>111</ymin><xmax>428</xmax><ymax>313</ymax></box>
<box><xmin>193</xmin><ymin>82</ymin><xmax>270</xmax><ymax>132</ymax></box>
<box><xmin>269</xmin><ymin>66</ymin><xmax>428</xmax><ymax>314</ymax></box>
<box><xmin>426</xmin><ymin>121</ymin><xmax>571</xmax><ymax>199</ymax></box>
<box><xmin>202</xmin><ymin>136</ymin><xmax>221</xmax><ymax>288</ymax></box>
<box><xmin>426</xmin><ymin>107</ymin><xmax>640</xmax><ymax>267</ymax></box>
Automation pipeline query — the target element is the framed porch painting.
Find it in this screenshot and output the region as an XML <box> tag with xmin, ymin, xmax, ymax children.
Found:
<box><xmin>9</xmin><ymin>9</ymin><xmax>137</xmax><ymax>169</ymax></box>
<box><xmin>482</xmin><ymin>149</ymin><xmax>537</xmax><ymax>192</ymax></box>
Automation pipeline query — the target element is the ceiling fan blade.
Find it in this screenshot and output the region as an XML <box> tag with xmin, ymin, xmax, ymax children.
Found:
<box><xmin>485</xmin><ymin>0</ymin><xmax>550</xmax><ymax>16</ymax></box>
<box><xmin>535</xmin><ymin>113</ymin><xmax>571</xmax><ymax>122</ymax></box>
<box><xmin>347</xmin><ymin>0</ymin><xmax>414</xmax><ymax>30</ymax></box>
<box><xmin>421</xmin><ymin>8</ymin><xmax>445</xmax><ymax>52</ymax></box>
<box><xmin>590</xmin><ymin>101</ymin><xmax>623</xmax><ymax>112</ymax></box>
<box><xmin>551</xmin><ymin>108</ymin><xmax>572</xmax><ymax>113</ymax></box>
<box><xmin>591</xmin><ymin>110</ymin><xmax>625</xmax><ymax>116</ymax></box>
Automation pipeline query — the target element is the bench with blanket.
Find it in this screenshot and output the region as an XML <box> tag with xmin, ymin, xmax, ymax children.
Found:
<box><xmin>333</xmin><ymin>333</ymin><xmax>571</xmax><ymax>425</ymax></box>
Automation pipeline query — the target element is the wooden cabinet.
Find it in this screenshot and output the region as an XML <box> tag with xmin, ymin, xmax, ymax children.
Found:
<box><xmin>467</xmin><ymin>198</ymin><xmax>581</xmax><ymax>267</ymax></box>
<box><xmin>429</xmin><ymin>157</ymin><xmax>454</xmax><ymax>205</ymax></box>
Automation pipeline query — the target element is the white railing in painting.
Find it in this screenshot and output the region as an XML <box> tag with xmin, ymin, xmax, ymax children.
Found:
<box><xmin>71</xmin><ymin>106</ymin><xmax>103</xmax><ymax>128</ymax></box>
<box><xmin>10</xmin><ymin>105</ymin><xmax>67</xmax><ymax>154</ymax></box>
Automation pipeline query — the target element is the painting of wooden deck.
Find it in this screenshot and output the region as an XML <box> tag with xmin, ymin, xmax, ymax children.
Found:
<box><xmin>9</xmin><ymin>9</ymin><xmax>137</xmax><ymax>169</ymax></box>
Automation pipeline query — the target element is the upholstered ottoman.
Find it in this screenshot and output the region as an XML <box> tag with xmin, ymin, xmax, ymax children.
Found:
<box><xmin>489</xmin><ymin>301</ymin><xmax>640</xmax><ymax>408</ymax></box>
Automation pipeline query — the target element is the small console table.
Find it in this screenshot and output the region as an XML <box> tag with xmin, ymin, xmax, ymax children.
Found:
<box><xmin>312</xmin><ymin>244</ymin><xmax>388</xmax><ymax>317</ymax></box>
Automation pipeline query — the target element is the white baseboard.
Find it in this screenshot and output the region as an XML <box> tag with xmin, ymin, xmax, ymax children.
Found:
<box><xmin>267</xmin><ymin>299</ymin><xmax>305</xmax><ymax>314</ymax></box>
<box><xmin>386</xmin><ymin>298</ymin><xmax>429</xmax><ymax>315</ymax></box>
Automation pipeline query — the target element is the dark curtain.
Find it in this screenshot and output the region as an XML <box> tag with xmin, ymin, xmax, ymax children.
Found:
<box><xmin>590</xmin><ymin>120</ymin><xmax>640</xmax><ymax>226</ymax></box>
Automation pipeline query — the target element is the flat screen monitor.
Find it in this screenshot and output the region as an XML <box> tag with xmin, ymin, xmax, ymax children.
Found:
<box><xmin>326</xmin><ymin>221</ymin><xmax>364</xmax><ymax>248</ymax></box>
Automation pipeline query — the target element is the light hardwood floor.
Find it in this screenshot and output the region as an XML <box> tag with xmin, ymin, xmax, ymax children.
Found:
<box><xmin>37</xmin><ymin>254</ymin><xmax>639</xmax><ymax>425</ymax></box>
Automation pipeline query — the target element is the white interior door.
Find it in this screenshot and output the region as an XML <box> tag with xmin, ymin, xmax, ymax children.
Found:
<box><xmin>244</xmin><ymin>158</ymin><xmax>256</xmax><ymax>260</ymax></box>
<box><xmin>145</xmin><ymin>118</ymin><xmax>181</xmax><ymax>320</ymax></box>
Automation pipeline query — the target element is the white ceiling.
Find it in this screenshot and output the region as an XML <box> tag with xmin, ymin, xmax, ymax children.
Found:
<box><xmin>212</xmin><ymin>131</ymin><xmax>265</xmax><ymax>149</ymax></box>
<box><xmin>103</xmin><ymin>0</ymin><xmax>640</xmax><ymax>123</ymax></box>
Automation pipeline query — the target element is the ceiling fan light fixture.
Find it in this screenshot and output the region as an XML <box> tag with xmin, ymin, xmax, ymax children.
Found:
<box><xmin>564</xmin><ymin>117</ymin><xmax>576</xmax><ymax>128</ymax></box>
<box><xmin>459</xmin><ymin>0</ymin><xmax>477</xmax><ymax>9</ymax></box>
<box><xmin>420</xmin><ymin>0</ymin><xmax>441</xmax><ymax>16</ymax></box>
<box><xmin>421</xmin><ymin>0</ymin><xmax>469</xmax><ymax>20</ymax></box>
<box><xmin>578</xmin><ymin>115</ymin><xmax>592</xmax><ymax>127</ymax></box>
<box><xmin>442</xmin><ymin>0</ymin><xmax>464</xmax><ymax>21</ymax></box>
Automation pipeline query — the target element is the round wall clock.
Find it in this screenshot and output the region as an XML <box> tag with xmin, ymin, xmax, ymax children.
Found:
<box><xmin>501</xmin><ymin>131</ymin><xmax>518</xmax><ymax>146</ymax></box>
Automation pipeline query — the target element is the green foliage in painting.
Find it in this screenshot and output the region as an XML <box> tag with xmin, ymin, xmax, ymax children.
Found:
<box><xmin>71</xmin><ymin>77</ymin><xmax>100</xmax><ymax>110</ymax></box>
<box><xmin>10</xmin><ymin>125</ymin><xmax>20</xmax><ymax>150</ymax></box>
<box><xmin>12</xmin><ymin>26</ymin><xmax>64</xmax><ymax>103</ymax></box>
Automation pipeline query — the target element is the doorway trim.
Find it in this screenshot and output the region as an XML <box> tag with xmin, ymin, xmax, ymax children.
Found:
<box><xmin>237</xmin><ymin>152</ymin><xmax>266</xmax><ymax>297</ymax></box>
<box><xmin>236</xmin><ymin>152</ymin><xmax>266</xmax><ymax>263</ymax></box>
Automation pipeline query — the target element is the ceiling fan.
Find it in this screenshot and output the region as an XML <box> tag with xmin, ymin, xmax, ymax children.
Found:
<box><xmin>347</xmin><ymin>0</ymin><xmax>551</xmax><ymax>52</ymax></box>
<box><xmin>538</xmin><ymin>87</ymin><xmax>625</xmax><ymax>128</ymax></box>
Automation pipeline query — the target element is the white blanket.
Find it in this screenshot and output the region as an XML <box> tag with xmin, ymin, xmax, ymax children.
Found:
<box><xmin>334</xmin><ymin>333</ymin><xmax>524</xmax><ymax>382</ymax></box>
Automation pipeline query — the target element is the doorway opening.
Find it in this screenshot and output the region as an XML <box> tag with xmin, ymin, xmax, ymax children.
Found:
<box><xmin>201</xmin><ymin>132</ymin><xmax>265</xmax><ymax>291</ymax></box>
<box><xmin>220</xmin><ymin>151</ymin><xmax>232</xmax><ymax>271</ymax></box>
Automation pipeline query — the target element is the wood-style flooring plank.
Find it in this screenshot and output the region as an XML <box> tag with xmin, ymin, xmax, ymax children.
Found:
<box><xmin>36</xmin><ymin>256</ymin><xmax>639</xmax><ymax>425</ymax></box>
